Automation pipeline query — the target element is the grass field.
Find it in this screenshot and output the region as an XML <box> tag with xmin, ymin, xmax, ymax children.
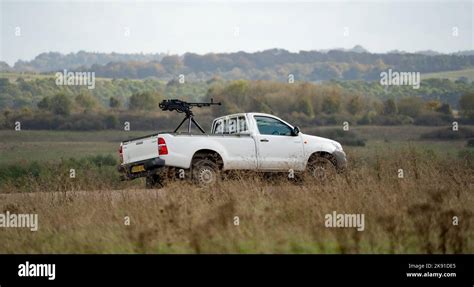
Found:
<box><xmin>422</xmin><ymin>68</ymin><xmax>474</xmax><ymax>82</ymax></box>
<box><xmin>0</xmin><ymin>126</ymin><xmax>473</xmax><ymax>253</ymax></box>
<box><xmin>0</xmin><ymin>130</ymin><xmax>149</xmax><ymax>165</ymax></box>
<box><xmin>0</xmin><ymin>126</ymin><xmax>469</xmax><ymax>164</ymax></box>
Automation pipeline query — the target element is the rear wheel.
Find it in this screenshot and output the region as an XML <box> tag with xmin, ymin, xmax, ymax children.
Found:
<box><xmin>306</xmin><ymin>155</ymin><xmax>337</xmax><ymax>182</ymax></box>
<box><xmin>192</xmin><ymin>158</ymin><xmax>220</xmax><ymax>187</ymax></box>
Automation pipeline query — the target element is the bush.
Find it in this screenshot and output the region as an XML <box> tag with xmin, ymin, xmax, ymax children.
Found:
<box><xmin>0</xmin><ymin>111</ymin><xmax>189</xmax><ymax>131</ymax></box>
<box><xmin>75</xmin><ymin>93</ymin><xmax>99</xmax><ymax>111</ymax></box>
<box><xmin>356</xmin><ymin>111</ymin><xmax>378</xmax><ymax>125</ymax></box>
<box><xmin>49</xmin><ymin>94</ymin><xmax>73</xmax><ymax>116</ymax></box>
<box><xmin>420</xmin><ymin>127</ymin><xmax>474</xmax><ymax>140</ymax></box>
<box><xmin>459</xmin><ymin>93</ymin><xmax>474</xmax><ymax>120</ymax></box>
<box><xmin>371</xmin><ymin>115</ymin><xmax>414</xmax><ymax>125</ymax></box>
<box><xmin>0</xmin><ymin>162</ymin><xmax>41</xmax><ymax>182</ymax></box>
<box><xmin>397</xmin><ymin>97</ymin><xmax>423</xmax><ymax>118</ymax></box>
<box><xmin>458</xmin><ymin>149</ymin><xmax>474</xmax><ymax>166</ymax></box>
<box><xmin>86</xmin><ymin>154</ymin><xmax>117</xmax><ymax>167</ymax></box>
<box><xmin>308</xmin><ymin>128</ymin><xmax>366</xmax><ymax>146</ymax></box>
<box><xmin>414</xmin><ymin>112</ymin><xmax>452</xmax><ymax>126</ymax></box>
<box><xmin>104</xmin><ymin>114</ymin><xmax>120</xmax><ymax>129</ymax></box>
<box><xmin>60</xmin><ymin>118</ymin><xmax>105</xmax><ymax>131</ymax></box>
<box><xmin>0</xmin><ymin>155</ymin><xmax>117</xmax><ymax>185</ymax></box>
<box><xmin>312</xmin><ymin>114</ymin><xmax>356</xmax><ymax>126</ymax></box>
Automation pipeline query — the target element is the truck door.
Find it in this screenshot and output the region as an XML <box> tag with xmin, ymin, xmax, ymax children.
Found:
<box><xmin>253</xmin><ymin>115</ymin><xmax>304</xmax><ymax>171</ymax></box>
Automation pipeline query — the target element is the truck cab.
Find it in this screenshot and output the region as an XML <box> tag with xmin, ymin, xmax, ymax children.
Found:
<box><xmin>212</xmin><ymin>113</ymin><xmax>305</xmax><ymax>171</ymax></box>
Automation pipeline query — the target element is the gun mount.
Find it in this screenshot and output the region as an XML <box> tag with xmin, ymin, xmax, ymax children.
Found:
<box><xmin>159</xmin><ymin>99</ymin><xmax>221</xmax><ymax>133</ymax></box>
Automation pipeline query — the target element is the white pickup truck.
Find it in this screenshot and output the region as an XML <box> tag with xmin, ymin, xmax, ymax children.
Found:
<box><xmin>118</xmin><ymin>113</ymin><xmax>347</xmax><ymax>187</ymax></box>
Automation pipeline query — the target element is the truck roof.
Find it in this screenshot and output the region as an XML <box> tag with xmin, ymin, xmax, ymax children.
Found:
<box><xmin>214</xmin><ymin>112</ymin><xmax>278</xmax><ymax>120</ymax></box>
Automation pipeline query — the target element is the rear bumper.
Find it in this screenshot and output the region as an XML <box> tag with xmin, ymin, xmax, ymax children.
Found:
<box><xmin>118</xmin><ymin>157</ymin><xmax>166</xmax><ymax>180</ymax></box>
<box><xmin>333</xmin><ymin>150</ymin><xmax>347</xmax><ymax>171</ymax></box>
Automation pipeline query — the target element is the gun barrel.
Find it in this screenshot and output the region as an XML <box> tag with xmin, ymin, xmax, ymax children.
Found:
<box><xmin>188</xmin><ymin>102</ymin><xmax>221</xmax><ymax>106</ymax></box>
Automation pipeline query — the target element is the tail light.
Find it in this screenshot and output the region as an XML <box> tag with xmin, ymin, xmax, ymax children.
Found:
<box><xmin>118</xmin><ymin>145</ymin><xmax>123</xmax><ymax>163</ymax></box>
<box><xmin>158</xmin><ymin>137</ymin><xmax>168</xmax><ymax>155</ymax></box>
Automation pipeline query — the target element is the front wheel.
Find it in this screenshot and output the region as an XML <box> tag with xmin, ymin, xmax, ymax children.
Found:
<box><xmin>306</xmin><ymin>156</ymin><xmax>337</xmax><ymax>183</ymax></box>
<box><xmin>192</xmin><ymin>158</ymin><xmax>220</xmax><ymax>187</ymax></box>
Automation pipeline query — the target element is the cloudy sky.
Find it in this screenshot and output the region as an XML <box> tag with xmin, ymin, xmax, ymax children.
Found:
<box><xmin>0</xmin><ymin>0</ymin><xmax>472</xmax><ymax>65</ymax></box>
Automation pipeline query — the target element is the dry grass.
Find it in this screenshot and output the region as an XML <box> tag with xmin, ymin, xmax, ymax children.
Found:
<box><xmin>0</xmin><ymin>146</ymin><xmax>472</xmax><ymax>254</ymax></box>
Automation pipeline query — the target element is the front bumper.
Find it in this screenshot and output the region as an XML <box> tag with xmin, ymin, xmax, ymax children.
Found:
<box><xmin>118</xmin><ymin>157</ymin><xmax>166</xmax><ymax>180</ymax></box>
<box><xmin>333</xmin><ymin>150</ymin><xmax>347</xmax><ymax>171</ymax></box>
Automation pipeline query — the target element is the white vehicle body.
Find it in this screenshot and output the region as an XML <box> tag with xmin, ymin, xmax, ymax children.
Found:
<box><xmin>119</xmin><ymin>113</ymin><xmax>346</xmax><ymax>179</ymax></box>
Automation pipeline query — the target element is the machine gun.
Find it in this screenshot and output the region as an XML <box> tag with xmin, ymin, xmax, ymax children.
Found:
<box><xmin>159</xmin><ymin>99</ymin><xmax>221</xmax><ymax>133</ymax></box>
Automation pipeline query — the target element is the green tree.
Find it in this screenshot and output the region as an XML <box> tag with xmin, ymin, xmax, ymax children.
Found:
<box><xmin>49</xmin><ymin>94</ymin><xmax>72</xmax><ymax>116</ymax></box>
<box><xmin>225</xmin><ymin>80</ymin><xmax>249</xmax><ymax>106</ymax></box>
<box><xmin>459</xmin><ymin>93</ymin><xmax>474</xmax><ymax>119</ymax></box>
<box><xmin>297</xmin><ymin>96</ymin><xmax>315</xmax><ymax>117</ymax></box>
<box><xmin>37</xmin><ymin>96</ymin><xmax>51</xmax><ymax>110</ymax></box>
<box><xmin>129</xmin><ymin>92</ymin><xmax>161</xmax><ymax>111</ymax></box>
<box><xmin>109</xmin><ymin>96</ymin><xmax>122</xmax><ymax>109</ymax></box>
<box><xmin>75</xmin><ymin>93</ymin><xmax>99</xmax><ymax>111</ymax></box>
<box><xmin>397</xmin><ymin>97</ymin><xmax>423</xmax><ymax>118</ymax></box>
<box><xmin>161</xmin><ymin>55</ymin><xmax>182</xmax><ymax>73</ymax></box>
<box><xmin>322</xmin><ymin>95</ymin><xmax>340</xmax><ymax>114</ymax></box>
<box><xmin>342</xmin><ymin>64</ymin><xmax>364</xmax><ymax>80</ymax></box>
<box><xmin>436</xmin><ymin>103</ymin><xmax>452</xmax><ymax>115</ymax></box>
<box><xmin>346</xmin><ymin>95</ymin><xmax>363</xmax><ymax>115</ymax></box>
<box><xmin>425</xmin><ymin>100</ymin><xmax>442</xmax><ymax>111</ymax></box>
<box><xmin>383</xmin><ymin>99</ymin><xmax>398</xmax><ymax>115</ymax></box>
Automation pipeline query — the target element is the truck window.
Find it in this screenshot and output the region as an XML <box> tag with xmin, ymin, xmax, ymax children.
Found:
<box><xmin>214</xmin><ymin>120</ymin><xmax>224</xmax><ymax>134</ymax></box>
<box><xmin>254</xmin><ymin>116</ymin><xmax>292</xmax><ymax>136</ymax></box>
<box><xmin>213</xmin><ymin>116</ymin><xmax>248</xmax><ymax>134</ymax></box>
<box><xmin>238</xmin><ymin>116</ymin><xmax>248</xmax><ymax>133</ymax></box>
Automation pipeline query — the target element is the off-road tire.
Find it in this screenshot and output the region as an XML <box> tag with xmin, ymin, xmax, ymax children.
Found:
<box><xmin>192</xmin><ymin>158</ymin><xmax>220</xmax><ymax>187</ymax></box>
<box><xmin>306</xmin><ymin>156</ymin><xmax>337</xmax><ymax>183</ymax></box>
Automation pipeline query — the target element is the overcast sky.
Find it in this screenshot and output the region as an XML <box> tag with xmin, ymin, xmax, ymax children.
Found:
<box><xmin>0</xmin><ymin>0</ymin><xmax>472</xmax><ymax>65</ymax></box>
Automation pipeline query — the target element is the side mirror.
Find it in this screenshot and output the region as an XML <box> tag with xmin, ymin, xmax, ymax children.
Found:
<box><xmin>292</xmin><ymin>126</ymin><xmax>300</xmax><ymax>136</ymax></box>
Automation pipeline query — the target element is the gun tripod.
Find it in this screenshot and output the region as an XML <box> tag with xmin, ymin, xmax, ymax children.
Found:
<box><xmin>174</xmin><ymin>113</ymin><xmax>206</xmax><ymax>134</ymax></box>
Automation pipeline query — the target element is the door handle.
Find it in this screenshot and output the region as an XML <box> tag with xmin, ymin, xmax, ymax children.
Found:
<box><xmin>260</xmin><ymin>139</ymin><xmax>269</xmax><ymax>142</ymax></box>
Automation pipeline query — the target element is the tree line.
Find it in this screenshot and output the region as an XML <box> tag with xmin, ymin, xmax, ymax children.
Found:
<box><xmin>2</xmin><ymin>49</ymin><xmax>474</xmax><ymax>82</ymax></box>
<box><xmin>1</xmin><ymin>79</ymin><xmax>473</xmax><ymax>131</ymax></box>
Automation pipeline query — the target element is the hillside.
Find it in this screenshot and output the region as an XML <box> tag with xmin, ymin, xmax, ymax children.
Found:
<box><xmin>2</xmin><ymin>48</ymin><xmax>474</xmax><ymax>82</ymax></box>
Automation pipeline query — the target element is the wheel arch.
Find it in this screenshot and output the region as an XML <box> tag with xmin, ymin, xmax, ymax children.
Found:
<box><xmin>191</xmin><ymin>149</ymin><xmax>224</xmax><ymax>170</ymax></box>
<box><xmin>307</xmin><ymin>151</ymin><xmax>337</xmax><ymax>167</ymax></box>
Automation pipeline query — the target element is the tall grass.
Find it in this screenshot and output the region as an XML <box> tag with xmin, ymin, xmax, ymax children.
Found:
<box><xmin>0</xmin><ymin>155</ymin><xmax>135</xmax><ymax>193</ymax></box>
<box><xmin>0</xmin><ymin>146</ymin><xmax>472</xmax><ymax>253</ymax></box>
